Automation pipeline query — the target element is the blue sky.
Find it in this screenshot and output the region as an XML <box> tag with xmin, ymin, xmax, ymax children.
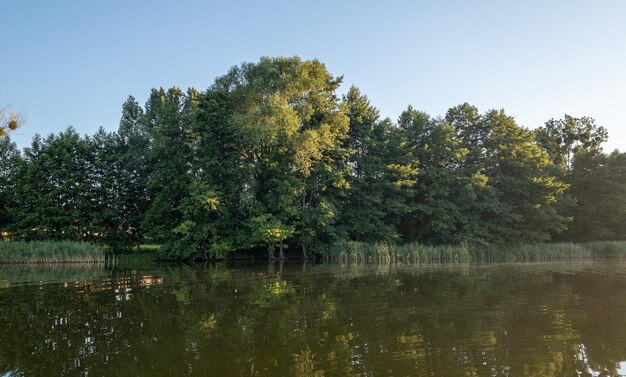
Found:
<box><xmin>2</xmin><ymin>1</ymin><xmax>625</xmax><ymax>151</ymax></box>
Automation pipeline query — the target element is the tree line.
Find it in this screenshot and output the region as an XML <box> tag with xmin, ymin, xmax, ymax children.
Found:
<box><xmin>0</xmin><ymin>56</ymin><xmax>623</xmax><ymax>259</ymax></box>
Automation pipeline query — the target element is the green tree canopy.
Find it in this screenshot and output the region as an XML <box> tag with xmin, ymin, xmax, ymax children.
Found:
<box><xmin>1</xmin><ymin>56</ymin><xmax>623</xmax><ymax>258</ymax></box>
<box><xmin>535</xmin><ymin>115</ymin><xmax>608</xmax><ymax>170</ymax></box>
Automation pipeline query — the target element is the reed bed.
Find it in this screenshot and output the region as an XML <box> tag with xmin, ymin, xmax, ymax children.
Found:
<box><xmin>325</xmin><ymin>241</ymin><xmax>472</xmax><ymax>264</ymax></box>
<box><xmin>324</xmin><ymin>241</ymin><xmax>626</xmax><ymax>264</ymax></box>
<box><xmin>0</xmin><ymin>241</ymin><xmax>106</xmax><ymax>263</ymax></box>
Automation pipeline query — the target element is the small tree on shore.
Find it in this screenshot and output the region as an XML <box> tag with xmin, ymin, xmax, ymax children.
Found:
<box><xmin>252</xmin><ymin>215</ymin><xmax>294</xmax><ymax>259</ymax></box>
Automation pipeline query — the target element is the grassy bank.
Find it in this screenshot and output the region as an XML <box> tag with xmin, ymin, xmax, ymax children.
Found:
<box><xmin>3</xmin><ymin>239</ymin><xmax>626</xmax><ymax>264</ymax></box>
<box><xmin>0</xmin><ymin>241</ymin><xmax>106</xmax><ymax>263</ymax></box>
<box><xmin>324</xmin><ymin>241</ymin><xmax>626</xmax><ymax>264</ymax></box>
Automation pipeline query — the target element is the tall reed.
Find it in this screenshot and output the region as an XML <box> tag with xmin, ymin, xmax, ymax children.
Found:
<box><xmin>0</xmin><ymin>241</ymin><xmax>106</xmax><ymax>263</ymax></box>
<box><xmin>324</xmin><ymin>241</ymin><xmax>626</xmax><ymax>264</ymax></box>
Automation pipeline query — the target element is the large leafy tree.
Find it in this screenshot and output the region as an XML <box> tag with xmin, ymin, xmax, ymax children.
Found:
<box><xmin>394</xmin><ymin>104</ymin><xmax>506</xmax><ymax>245</ymax></box>
<box><xmin>534</xmin><ymin>114</ymin><xmax>617</xmax><ymax>242</ymax></box>
<box><xmin>226</xmin><ymin>57</ymin><xmax>349</xmax><ymax>257</ymax></box>
<box><xmin>165</xmin><ymin>88</ymin><xmax>251</xmax><ymax>259</ymax></box>
<box><xmin>141</xmin><ymin>88</ymin><xmax>195</xmax><ymax>244</ymax></box>
<box><xmin>162</xmin><ymin>56</ymin><xmax>350</xmax><ymax>259</ymax></box>
<box><xmin>396</xmin><ymin>106</ymin><xmax>468</xmax><ymax>243</ymax></box>
<box><xmin>337</xmin><ymin>87</ymin><xmax>410</xmax><ymax>243</ymax></box>
<box><xmin>115</xmin><ymin>96</ymin><xmax>152</xmax><ymax>247</ymax></box>
<box><xmin>481</xmin><ymin>109</ymin><xmax>570</xmax><ymax>242</ymax></box>
<box><xmin>443</xmin><ymin>104</ymin><xmax>504</xmax><ymax>244</ymax></box>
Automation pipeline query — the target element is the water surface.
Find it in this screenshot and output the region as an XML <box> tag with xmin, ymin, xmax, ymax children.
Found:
<box><xmin>2</xmin><ymin>260</ymin><xmax>626</xmax><ymax>376</ymax></box>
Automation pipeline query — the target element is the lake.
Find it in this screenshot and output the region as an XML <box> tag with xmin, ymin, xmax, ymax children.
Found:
<box><xmin>2</xmin><ymin>260</ymin><xmax>626</xmax><ymax>376</ymax></box>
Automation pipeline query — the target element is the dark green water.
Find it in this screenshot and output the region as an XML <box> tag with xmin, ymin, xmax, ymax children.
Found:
<box><xmin>2</xmin><ymin>260</ymin><xmax>626</xmax><ymax>376</ymax></box>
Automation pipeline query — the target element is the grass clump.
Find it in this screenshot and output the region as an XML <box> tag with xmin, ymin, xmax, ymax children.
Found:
<box><xmin>0</xmin><ymin>241</ymin><xmax>106</xmax><ymax>263</ymax></box>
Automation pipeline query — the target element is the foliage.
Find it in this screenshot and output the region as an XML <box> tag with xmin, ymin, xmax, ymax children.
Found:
<box><xmin>337</xmin><ymin>87</ymin><xmax>408</xmax><ymax>243</ymax></box>
<box><xmin>0</xmin><ymin>56</ymin><xmax>623</xmax><ymax>259</ymax></box>
<box><xmin>10</xmin><ymin>129</ymin><xmax>95</xmax><ymax>241</ymax></box>
<box><xmin>561</xmin><ymin>151</ymin><xmax>626</xmax><ymax>242</ymax></box>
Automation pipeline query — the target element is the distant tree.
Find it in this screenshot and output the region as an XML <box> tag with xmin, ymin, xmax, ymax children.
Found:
<box><xmin>88</xmin><ymin>128</ymin><xmax>142</xmax><ymax>250</ymax></box>
<box><xmin>563</xmin><ymin>150</ymin><xmax>626</xmax><ymax>241</ymax></box>
<box><xmin>10</xmin><ymin>129</ymin><xmax>93</xmax><ymax>240</ymax></box>
<box><xmin>535</xmin><ymin>115</ymin><xmax>608</xmax><ymax>170</ymax></box>
<box><xmin>481</xmin><ymin>109</ymin><xmax>570</xmax><ymax>242</ymax></box>
<box><xmin>6</xmin><ymin>127</ymin><xmax>145</xmax><ymax>249</ymax></box>
<box><xmin>0</xmin><ymin>137</ymin><xmax>21</xmax><ymax>233</ymax></box>
<box><xmin>141</xmin><ymin>87</ymin><xmax>194</xmax><ymax>245</ymax></box>
<box><xmin>337</xmin><ymin>87</ymin><xmax>408</xmax><ymax>243</ymax></box>
<box><xmin>115</xmin><ymin>96</ymin><xmax>151</xmax><ymax>247</ymax></box>
<box><xmin>396</xmin><ymin>106</ymin><xmax>471</xmax><ymax>243</ymax></box>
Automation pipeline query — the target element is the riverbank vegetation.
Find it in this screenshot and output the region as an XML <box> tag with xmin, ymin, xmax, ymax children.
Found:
<box><xmin>1</xmin><ymin>56</ymin><xmax>625</xmax><ymax>261</ymax></box>
<box><xmin>0</xmin><ymin>241</ymin><xmax>105</xmax><ymax>263</ymax></box>
<box><xmin>325</xmin><ymin>241</ymin><xmax>626</xmax><ymax>264</ymax></box>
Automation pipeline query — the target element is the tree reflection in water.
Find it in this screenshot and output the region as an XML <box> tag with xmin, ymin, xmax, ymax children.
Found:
<box><xmin>1</xmin><ymin>261</ymin><xmax>626</xmax><ymax>376</ymax></box>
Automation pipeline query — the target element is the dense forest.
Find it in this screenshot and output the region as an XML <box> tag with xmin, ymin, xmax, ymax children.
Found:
<box><xmin>0</xmin><ymin>56</ymin><xmax>624</xmax><ymax>260</ymax></box>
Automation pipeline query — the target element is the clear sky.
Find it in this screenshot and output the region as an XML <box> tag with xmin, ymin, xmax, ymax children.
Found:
<box><xmin>2</xmin><ymin>0</ymin><xmax>625</xmax><ymax>151</ymax></box>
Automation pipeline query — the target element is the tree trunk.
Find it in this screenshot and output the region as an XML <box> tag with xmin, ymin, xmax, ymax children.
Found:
<box><xmin>278</xmin><ymin>240</ymin><xmax>286</xmax><ymax>259</ymax></box>
<box><xmin>302</xmin><ymin>245</ymin><xmax>311</xmax><ymax>259</ymax></box>
<box><xmin>268</xmin><ymin>245</ymin><xmax>276</xmax><ymax>260</ymax></box>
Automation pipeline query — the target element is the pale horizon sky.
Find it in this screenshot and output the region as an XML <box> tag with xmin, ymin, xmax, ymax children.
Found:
<box><xmin>2</xmin><ymin>1</ymin><xmax>625</xmax><ymax>151</ymax></box>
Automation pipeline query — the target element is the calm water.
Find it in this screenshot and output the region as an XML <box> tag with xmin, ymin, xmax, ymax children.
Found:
<box><xmin>2</xmin><ymin>260</ymin><xmax>626</xmax><ymax>376</ymax></box>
